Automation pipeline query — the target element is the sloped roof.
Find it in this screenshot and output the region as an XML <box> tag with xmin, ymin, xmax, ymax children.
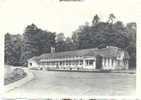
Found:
<box><xmin>86</xmin><ymin>47</ymin><xmax>119</xmax><ymax>57</ymax></box>
<box><xmin>28</xmin><ymin>46</ymin><xmax>129</xmax><ymax>62</ymax></box>
<box><xmin>40</xmin><ymin>48</ymin><xmax>98</xmax><ymax>59</ymax></box>
<box><xmin>28</xmin><ymin>56</ymin><xmax>41</xmax><ymax>64</ymax></box>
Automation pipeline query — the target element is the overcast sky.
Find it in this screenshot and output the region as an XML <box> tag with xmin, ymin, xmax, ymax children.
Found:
<box><xmin>0</xmin><ymin>0</ymin><xmax>138</xmax><ymax>37</ymax></box>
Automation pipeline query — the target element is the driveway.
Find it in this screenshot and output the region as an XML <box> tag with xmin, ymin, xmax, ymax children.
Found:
<box><xmin>4</xmin><ymin>70</ymin><xmax>136</xmax><ymax>98</ymax></box>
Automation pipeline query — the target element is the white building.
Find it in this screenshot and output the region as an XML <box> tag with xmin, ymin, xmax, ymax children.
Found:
<box><xmin>28</xmin><ymin>46</ymin><xmax>129</xmax><ymax>71</ymax></box>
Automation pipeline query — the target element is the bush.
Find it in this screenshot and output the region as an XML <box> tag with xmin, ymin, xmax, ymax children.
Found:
<box><xmin>4</xmin><ymin>68</ymin><xmax>26</xmax><ymax>85</ymax></box>
<box><xmin>13</xmin><ymin>68</ymin><xmax>25</xmax><ymax>76</ymax></box>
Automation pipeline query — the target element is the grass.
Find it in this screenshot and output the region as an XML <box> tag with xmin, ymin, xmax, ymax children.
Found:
<box><xmin>4</xmin><ymin>68</ymin><xmax>27</xmax><ymax>85</ymax></box>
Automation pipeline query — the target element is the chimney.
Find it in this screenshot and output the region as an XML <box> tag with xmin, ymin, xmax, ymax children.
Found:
<box><xmin>51</xmin><ymin>46</ymin><xmax>55</xmax><ymax>54</ymax></box>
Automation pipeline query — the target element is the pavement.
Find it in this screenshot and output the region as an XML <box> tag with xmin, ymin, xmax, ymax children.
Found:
<box><xmin>4</xmin><ymin>70</ymin><xmax>136</xmax><ymax>98</ymax></box>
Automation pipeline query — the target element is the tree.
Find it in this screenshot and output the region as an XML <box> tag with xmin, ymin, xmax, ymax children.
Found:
<box><xmin>55</xmin><ymin>33</ymin><xmax>66</xmax><ymax>52</ymax></box>
<box><xmin>20</xmin><ymin>24</ymin><xmax>40</xmax><ymax>66</ymax></box>
<box><xmin>108</xmin><ymin>13</ymin><xmax>116</xmax><ymax>24</ymax></box>
<box><xmin>5</xmin><ymin>33</ymin><xmax>13</xmax><ymax>65</ymax></box>
<box><xmin>92</xmin><ymin>14</ymin><xmax>100</xmax><ymax>25</ymax></box>
<box><xmin>125</xmin><ymin>23</ymin><xmax>136</xmax><ymax>69</ymax></box>
<box><xmin>5</xmin><ymin>33</ymin><xmax>22</xmax><ymax>66</ymax></box>
<box><xmin>64</xmin><ymin>37</ymin><xmax>75</xmax><ymax>51</ymax></box>
<box><xmin>73</xmin><ymin>14</ymin><xmax>129</xmax><ymax>49</ymax></box>
<box><xmin>20</xmin><ymin>24</ymin><xmax>56</xmax><ymax>66</ymax></box>
<box><xmin>76</xmin><ymin>23</ymin><xmax>93</xmax><ymax>49</ymax></box>
<box><xmin>72</xmin><ymin>32</ymin><xmax>79</xmax><ymax>50</ymax></box>
<box><xmin>38</xmin><ymin>31</ymin><xmax>56</xmax><ymax>54</ymax></box>
<box><xmin>56</xmin><ymin>33</ymin><xmax>65</xmax><ymax>42</ymax></box>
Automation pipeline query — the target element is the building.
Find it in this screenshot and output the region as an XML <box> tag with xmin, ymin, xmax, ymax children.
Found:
<box><xmin>28</xmin><ymin>46</ymin><xmax>129</xmax><ymax>71</ymax></box>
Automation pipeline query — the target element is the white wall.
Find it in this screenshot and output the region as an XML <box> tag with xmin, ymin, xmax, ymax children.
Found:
<box><xmin>28</xmin><ymin>60</ymin><xmax>39</xmax><ymax>69</ymax></box>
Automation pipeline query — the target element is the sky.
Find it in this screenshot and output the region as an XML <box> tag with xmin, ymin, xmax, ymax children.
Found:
<box><xmin>0</xmin><ymin>0</ymin><xmax>138</xmax><ymax>37</ymax></box>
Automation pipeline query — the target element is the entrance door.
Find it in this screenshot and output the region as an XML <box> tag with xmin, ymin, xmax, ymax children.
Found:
<box><xmin>96</xmin><ymin>55</ymin><xmax>102</xmax><ymax>69</ymax></box>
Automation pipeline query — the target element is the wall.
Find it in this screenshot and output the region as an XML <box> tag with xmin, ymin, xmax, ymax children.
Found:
<box><xmin>28</xmin><ymin>60</ymin><xmax>39</xmax><ymax>69</ymax></box>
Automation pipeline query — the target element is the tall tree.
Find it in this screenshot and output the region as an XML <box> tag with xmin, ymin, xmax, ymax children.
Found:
<box><xmin>64</xmin><ymin>37</ymin><xmax>75</xmax><ymax>51</ymax></box>
<box><xmin>38</xmin><ymin>30</ymin><xmax>56</xmax><ymax>54</ymax></box>
<box><xmin>5</xmin><ymin>33</ymin><xmax>12</xmax><ymax>65</ymax></box>
<box><xmin>20</xmin><ymin>24</ymin><xmax>40</xmax><ymax>66</ymax></box>
<box><xmin>20</xmin><ymin>24</ymin><xmax>56</xmax><ymax>66</ymax></box>
<box><xmin>56</xmin><ymin>33</ymin><xmax>65</xmax><ymax>42</ymax></box>
<box><xmin>108</xmin><ymin>13</ymin><xmax>116</xmax><ymax>24</ymax></box>
<box><xmin>55</xmin><ymin>33</ymin><xmax>66</xmax><ymax>52</ymax></box>
<box><xmin>72</xmin><ymin>32</ymin><xmax>79</xmax><ymax>50</ymax></box>
<box><xmin>92</xmin><ymin>14</ymin><xmax>100</xmax><ymax>25</ymax></box>
<box><xmin>125</xmin><ymin>23</ymin><xmax>136</xmax><ymax>69</ymax></box>
<box><xmin>5</xmin><ymin>33</ymin><xmax>22</xmax><ymax>66</ymax></box>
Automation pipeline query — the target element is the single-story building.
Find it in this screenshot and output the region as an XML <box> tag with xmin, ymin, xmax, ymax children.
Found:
<box><xmin>28</xmin><ymin>46</ymin><xmax>129</xmax><ymax>71</ymax></box>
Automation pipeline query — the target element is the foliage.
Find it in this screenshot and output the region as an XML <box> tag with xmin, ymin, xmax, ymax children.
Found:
<box><xmin>20</xmin><ymin>24</ymin><xmax>56</xmax><ymax>66</ymax></box>
<box><xmin>55</xmin><ymin>33</ymin><xmax>76</xmax><ymax>52</ymax></box>
<box><xmin>5</xmin><ymin>33</ymin><xmax>22</xmax><ymax>66</ymax></box>
<box><xmin>4</xmin><ymin>14</ymin><xmax>136</xmax><ymax>68</ymax></box>
<box><xmin>4</xmin><ymin>67</ymin><xmax>26</xmax><ymax>85</ymax></box>
<box><xmin>92</xmin><ymin>14</ymin><xmax>100</xmax><ymax>25</ymax></box>
<box><xmin>72</xmin><ymin>14</ymin><xmax>136</xmax><ymax>68</ymax></box>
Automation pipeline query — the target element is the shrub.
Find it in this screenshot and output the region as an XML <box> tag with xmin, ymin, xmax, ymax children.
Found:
<box><xmin>13</xmin><ymin>68</ymin><xmax>25</xmax><ymax>76</ymax></box>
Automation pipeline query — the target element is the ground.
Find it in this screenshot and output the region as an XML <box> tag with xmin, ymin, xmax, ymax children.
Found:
<box><xmin>5</xmin><ymin>70</ymin><xmax>136</xmax><ymax>97</ymax></box>
<box><xmin>4</xmin><ymin>65</ymin><xmax>26</xmax><ymax>85</ymax></box>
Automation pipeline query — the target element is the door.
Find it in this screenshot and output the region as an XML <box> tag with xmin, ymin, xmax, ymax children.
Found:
<box><xmin>96</xmin><ymin>55</ymin><xmax>102</xmax><ymax>69</ymax></box>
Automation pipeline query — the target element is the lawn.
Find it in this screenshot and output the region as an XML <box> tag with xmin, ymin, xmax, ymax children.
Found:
<box><xmin>4</xmin><ymin>65</ymin><xmax>27</xmax><ymax>85</ymax></box>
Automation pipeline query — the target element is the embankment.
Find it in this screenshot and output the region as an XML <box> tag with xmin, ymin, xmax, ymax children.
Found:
<box><xmin>5</xmin><ymin>68</ymin><xmax>34</xmax><ymax>92</ymax></box>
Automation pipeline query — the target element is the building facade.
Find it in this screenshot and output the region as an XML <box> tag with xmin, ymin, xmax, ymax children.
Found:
<box><xmin>28</xmin><ymin>46</ymin><xmax>129</xmax><ymax>71</ymax></box>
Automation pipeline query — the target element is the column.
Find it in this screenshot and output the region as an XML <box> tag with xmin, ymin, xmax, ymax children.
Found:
<box><xmin>126</xmin><ymin>60</ymin><xmax>129</xmax><ymax>70</ymax></box>
<box><xmin>112</xmin><ymin>59</ymin><xmax>115</xmax><ymax>70</ymax></box>
<box><xmin>109</xmin><ymin>58</ymin><xmax>112</xmax><ymax>69</ymax></box>
<box><xmin>93</xmin><ymin>59</ymin><xmax>96</xmax><ymax>69</ymax></box>
<box><xmin>83</xmin><ymin>59</ymin><xmax>86</xmax><ymax>68</ymax></box>
<box><xmin>106</xmin><ymin>58</ymin><xmax>108</xmax><ymax>70</ymax></box>
<box><xmin>62</xmin><ymin>61</ymin><xmax>64</xmax><ymax>68</ymax></box>
<box><xmin>107</xmin><ymin>58</ymin><xmax>110</xmax><ymax>70</ymax></box>
<box><xmin>102</xmin><ymin>58</ymin><xmax>105</xmax><ymax>70</ymax></box>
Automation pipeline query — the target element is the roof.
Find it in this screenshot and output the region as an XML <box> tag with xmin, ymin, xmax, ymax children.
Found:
<box><xmin>28</xmin><ymin>46</ymin><xmax>130</xmax><ymax>62</ymax></box>
<box><xmin>28</xmin><ymin>56</ymin><xmax>41</xmax><ymax>64</ymax></box>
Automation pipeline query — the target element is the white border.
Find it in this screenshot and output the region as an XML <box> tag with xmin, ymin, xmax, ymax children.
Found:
<box><xmin>0</xmin><ymin>0</ymin><xmax>141</xmax><ymax>99</ymax></box>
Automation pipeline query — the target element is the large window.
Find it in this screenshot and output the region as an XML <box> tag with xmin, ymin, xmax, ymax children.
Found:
<box><xmin>86</xmin><ymin>60</ymin><xmax>94</xmax><ymax>66</ymax></box>
<box><xmin>89</xmin><ymin>60</ymin><xmax>94</xmax><ymax>65</ymax></box>
<box><xmin>80</xmin><ymin>60</ymin><xmax>83</xmax><ymax>65</ymax></box>
<box><xmin>30</xmin><ymin>63</ymin><xmax>32</xmax><ymax>66</ymax></box>
<box><xmin>112</xmin><ymin>59</ymin><xmax>114</xmax><ymax>65</ymax></box>
<box><xmin>69</xmin><ymin>61</ymin><xmax>71</xmax><ymax>65</ymax></box>
<box><xmin>118</xmin><ymin>60</ymin><xmax>120</xmax><ymax>65</ymax></box>
<box><xmin>123</xmin><ymin>59</ymin><xmax>128</xmax><ymax>65</ymax></box>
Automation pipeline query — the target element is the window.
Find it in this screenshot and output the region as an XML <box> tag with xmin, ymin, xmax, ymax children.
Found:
<box><xmin>89</xmin><ymin>60</ymin><xmax>94</xmax><ymax>65</ymax></box>
<box><xmin>60</xmin><ymin>62</ymin><xmax>62</xmax><ymax>65</ymax></box>
<box><xmin>30</xmin><ymin>63</ymin><xmax>32</xmax><ymax>66</ymax></box>
<box><xmin>69</xmin><ymin>61</ymin><xmax>71</xmax><ymax>65</ymax></box>
<box><xmin>104</xmin><ymin>58</ymin><xmax>106</xmax><ymax>65</ymax></box>
<box><xmin>112</xmin><ymin>59</ymin><xmax>114</xmax><ymax>65</ymax></box>
<box><xmin>66</xmin><ymin>61</ymin><xmax>68</xmax><ymax>65</ymax></box>
<box><xmin>118</xmin><ymin>60</ymin><xmax>120</xmax><ymax>65</ymax></box>
<box><xmin>86</xmin><ymin>60</ymin><xmax>89</xmax><ymax>65</ymax></box>
<box><xmin>108</xmin><ymin>58</ymin><xmax>110</xmax><ymax>64</ymax></box>
<box><xmin>124</xmin><ymin>59</ymin><xmax>127</xmax><ymax>65</ymax></box>
<box><xmin>80</xmin><ymin>60</ymin><xmax>83</xmax><ymax>65</ymax></box>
